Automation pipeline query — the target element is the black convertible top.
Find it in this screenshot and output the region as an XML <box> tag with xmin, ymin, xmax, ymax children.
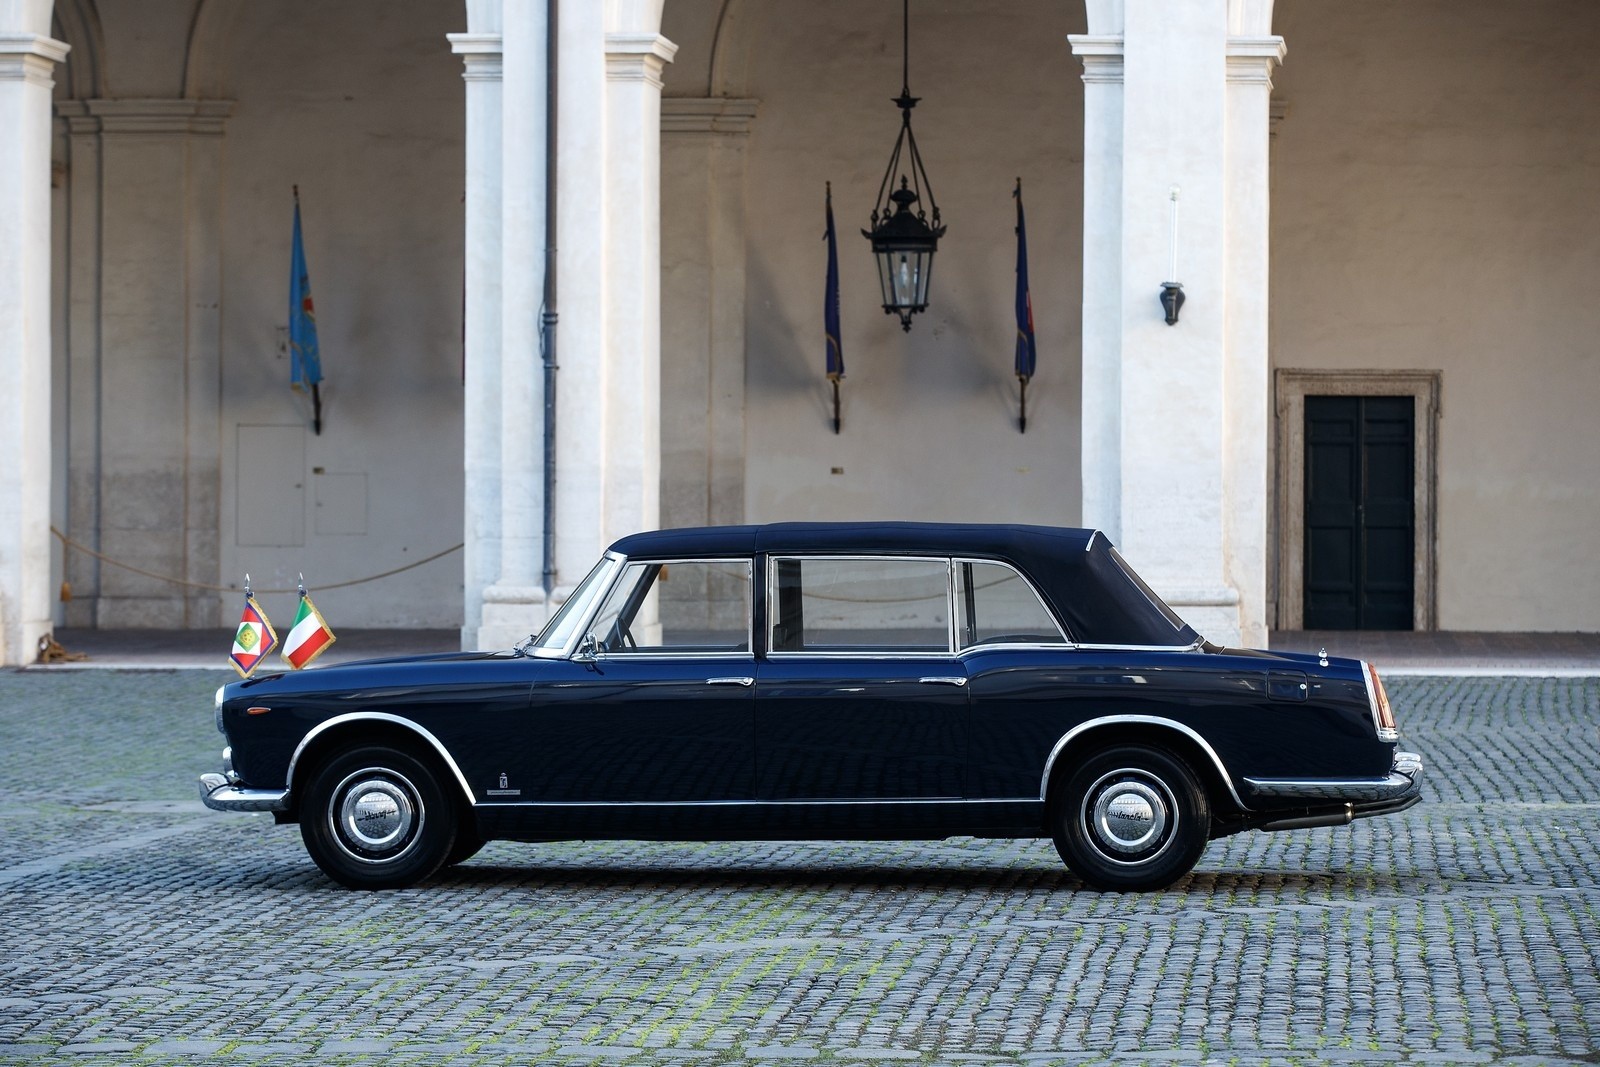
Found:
<box><xmin>608</xmin><ymin>522</ymin><xmax>1198</xmax><ymax>647</ymax></box>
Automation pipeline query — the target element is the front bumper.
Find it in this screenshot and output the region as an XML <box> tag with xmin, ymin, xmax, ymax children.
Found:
<box><xmin>1243</xmin><ymin>750</ymin><xmax>1424</xmax><ymax>810</ymax></box>
<box><xmin>198</xmin><ymin>772</ymin><xmax>289</xmax><ymax>813</ymax></box>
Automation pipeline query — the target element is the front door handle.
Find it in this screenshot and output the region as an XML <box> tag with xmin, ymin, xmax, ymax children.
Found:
<box><xmin>920</xmin><ymin>676</ymin><xmax>967</xmax><ymax>687</ymax></box>
<box><xmin>707</xmin><ymin>676</ymin><xmax>754</xmax><ymax>687</ymax></box>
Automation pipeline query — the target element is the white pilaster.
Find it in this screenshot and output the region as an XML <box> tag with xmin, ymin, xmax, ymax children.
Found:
<box><xmin>448</xmin><ymin>31</ymin><xmax>504</xmax><ymax>650</ymax></box>
<box><xmin>600</xmin><ymin>32</ymin><xmax>676</xmax><ymax>543</ymax></box>
<box><xmin>477</xmin><ymin>2</ymin><xmax>549</xmax><ymax>651</ymax></box>
<box><xmin>1070</xmin><ymin>36</ymin><xmax>1124</xmax><ymax>544</ymax></box>
<box><xmin>51</xmin><ymin>99</ymin><xmax>232</xmax><ymax>630</ymax></box>
<box><xmin>1224</xmin><ymin>36</ymin><xmax>1285</xmax><ymax>648</ymax></box>
<box><xmin>661</xmin><ymin>98</ymin><xmax>758</xmax><ymax>536</ymax></box>
<box><xmin>0</xmin><ymin>31</ymin><xmax>68</xmax><ymax>665</ymax></box>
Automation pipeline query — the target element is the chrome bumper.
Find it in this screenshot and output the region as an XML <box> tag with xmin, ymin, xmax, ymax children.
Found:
<box><xmin>199</xmin><ymin>772</ymin><xmax>289</xmax><ymax>813</ymax></box>
<box><xmin>1243</xmin><ymin>750</ymin><xmax>1424</xmax><ymax>807</ymax></box>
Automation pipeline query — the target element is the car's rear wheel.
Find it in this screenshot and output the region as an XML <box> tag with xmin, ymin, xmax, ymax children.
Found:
<box><xmin>1051</xmin><ymin>743</ymin><xmax>1209</xmax><ymax>892</ymax></box>
<box><xmin>300</xmin><ymin>745</ymin><xmax>456</xmax><ymax>890</ymax></box>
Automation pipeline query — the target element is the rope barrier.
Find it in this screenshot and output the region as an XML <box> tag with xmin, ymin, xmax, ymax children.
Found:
<box><xmin>49</xmin><ymin>525</ymin><xmax>462</xmax><ymax>595</ymax></box>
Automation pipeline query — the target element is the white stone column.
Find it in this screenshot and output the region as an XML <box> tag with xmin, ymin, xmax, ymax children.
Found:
<box><xmin>601</xmin><ymin>33</ymin><xmax>676</xmax><ymax>551</ymax></box>
<box><xmin>1070</xmin><ymin>7</ymin><xmax>1282</xmax><ymax>646</ymax></box>
<box><xmin>0</xmin><ymin>30</ymin><xmax>68</xmax><ymax>666</ymax></box>
<box><xmin>477</xmin><ymin>1</ymin><xmax>549</xmax><ymax>651</ymax></box>
<box><xmin>660</xmin><ymin>98</ymin><xmax>758</xmax><ymax>535</ymax></box>
<box><xmin>448</xmin><ymin>31</ymin><xmax>504</xmax><ymax>650</ymax></box>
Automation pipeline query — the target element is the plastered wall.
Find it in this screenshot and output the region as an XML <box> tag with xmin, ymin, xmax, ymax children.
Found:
<box><xmin>1272</xmin><ymin>0</ymin><xmax>1600</xmax><ymax>630</ymax></box>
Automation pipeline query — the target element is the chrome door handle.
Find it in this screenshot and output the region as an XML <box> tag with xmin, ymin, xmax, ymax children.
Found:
<box><xmin>707</xmin><ymin>676</ymin><xmax>754</xmax><ymax>687</ymax></box>
<box><xmin>920</xmin><ymin>676</ymin><xmax>967</xmax><ymax>687</ymax></box>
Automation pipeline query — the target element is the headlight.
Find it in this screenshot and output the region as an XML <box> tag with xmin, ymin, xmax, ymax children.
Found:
<box><xmin>214</xmin><ymin>685</ymin><xmax>226</xmax><ymax>734</ymax></box>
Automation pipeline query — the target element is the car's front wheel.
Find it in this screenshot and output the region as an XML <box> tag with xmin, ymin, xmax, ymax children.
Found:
<box><xmin>1051</xmin><ymin>744</ymin><xmax>1210</xmax><ymax>892</ymax></box>
<box><xmin>300</xmin><ymin>745</ymin><xmax>456</xmax><ymax>890</ymax></box>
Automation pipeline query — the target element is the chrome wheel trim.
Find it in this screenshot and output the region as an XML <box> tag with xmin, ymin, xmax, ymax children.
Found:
<box><xmin>328</xmin><ymin>769</ymin><xmax>423</xmax><ymax>864</ymax></box>
<box><xmin>1081</xmin><ymin>768</ymin><xmax>1176</xmax><ymax>865</ymax></box>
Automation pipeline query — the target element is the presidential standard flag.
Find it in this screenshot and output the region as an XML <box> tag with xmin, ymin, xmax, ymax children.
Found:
<box><xmin>289</xmin><ymin>186</ymin><xmax>324</xmax><ymax>435</ymax></box>
<box><xmin>824</xmin><ymin>182</ymin><xmax>844</xmax><ymax>434</ymax></box>
<box><xmin>1013</xmin><ymin>177</ymin><xmax>1037</xmax><ymax>433</ymax></box>
<box><xmin>230</xmin><ymin>594</ymin><xmax>279</xmax><ymax>678</ymax></box>
<box><xmin>281</xmin><ymin>587</ymin><xmax>336</xmax><ymax>670</ymax></box>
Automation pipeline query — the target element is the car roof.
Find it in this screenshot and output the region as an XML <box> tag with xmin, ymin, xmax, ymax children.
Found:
<box><xmin>607</xmin><ymin>522</ymin><xmax>1197</xmax><ymax>648</ymax></box>
<box><xmin>608</xmin><ymin>521</ymin><xmax>1097</xmax><ymax>560</ymax></box>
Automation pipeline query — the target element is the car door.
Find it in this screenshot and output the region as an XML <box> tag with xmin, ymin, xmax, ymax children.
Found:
<box><xmin>756</xmin><ymin>556</ymin><xmax>968</xmax><ymax>800</ymax></box>
<box><xmin>513</xmin><ymin>558</ymin><xmax>757</xmax><ymax>803</ymax></box>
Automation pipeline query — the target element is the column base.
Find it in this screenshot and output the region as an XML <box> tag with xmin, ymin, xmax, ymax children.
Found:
<box><xmin>1159</xmin><ymin>585</ymin><xmax>1244</xmax><ymax>648</ymax></box>
<box><xmin>475</xmin><ymin>584</ymin><xmax>549</xmax><ymax>651</ymax></box>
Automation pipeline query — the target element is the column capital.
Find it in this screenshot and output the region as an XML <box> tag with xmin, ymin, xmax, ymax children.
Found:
<box><xmin>606</xmin><ymin>33</ymin><xmax>678</xmax><ymax>90</ymax></box>
<box><xmin>661</xmin><ymin>97</ymin><xmax>758</xmax><ymax>136</ymax></box>
<box><xmin>448</xmin><ymin>32</ymin><xmax>503</xmax><ymax>81</ymax></box>
<box><xmin>1225</xmin><ymin>36</ymin><xmax>1287</xmax><ymax>86</ymax></box>
<box><xmin>0</xmin><ymin>33</ymin><xmax>69</xmax><ymax>87</ymax></box>
<box><xmin>1068</xmin><ymin>35</ymin><xmax>1124</xmax><ymax>84</ymax></box>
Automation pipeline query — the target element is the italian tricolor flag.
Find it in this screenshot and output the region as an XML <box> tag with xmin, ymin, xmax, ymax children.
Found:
<box><xmin>281</xmin><ymin>592</ymin><xmax>336</xmax><ymax>669</ymax></box>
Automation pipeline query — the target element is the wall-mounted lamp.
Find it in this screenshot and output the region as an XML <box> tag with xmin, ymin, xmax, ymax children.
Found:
<box><xmin>1160</xmin><ymin>185</ymin><xmax>1184</xmax><ymax>326</ymax></box>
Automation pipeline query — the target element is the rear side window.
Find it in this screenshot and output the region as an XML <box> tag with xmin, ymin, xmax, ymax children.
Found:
<box><xmin>955</xmin><ymin>560</ymin><xmax>1067</xmax><ymax>649</ymax></box>
<box><xmin>770</xmin><ymin>557</ymin><xmax>951</xmax><ymax>654</ymax></box>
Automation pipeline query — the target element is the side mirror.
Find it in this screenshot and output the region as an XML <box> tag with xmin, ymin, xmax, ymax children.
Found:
<box><xmin>573</xmin><ymin>632</ymin><xmax>600</xmax><ymax>662</ymax></box>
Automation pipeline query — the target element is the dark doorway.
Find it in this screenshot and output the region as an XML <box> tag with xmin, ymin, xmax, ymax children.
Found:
<box><xmin>1303</xmin><ymin>396</ymin><xmax>1414</xmax><ymax>630</ymax></box>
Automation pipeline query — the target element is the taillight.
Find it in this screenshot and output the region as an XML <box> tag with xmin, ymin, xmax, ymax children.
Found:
<box><xmin>1365</xmin><ymin>662</ymin><xmax>1399</xmax><ymax>742</ymax></box>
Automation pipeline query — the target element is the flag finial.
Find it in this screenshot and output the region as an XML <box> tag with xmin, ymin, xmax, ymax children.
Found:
<box><xmin>244</xmin><ymin>573</ymin><xmax>252</xmax><ymax>597</ymax></box>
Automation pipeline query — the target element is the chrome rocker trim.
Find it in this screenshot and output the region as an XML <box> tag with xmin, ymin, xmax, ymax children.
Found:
<box><xmin>199</xmin><ymin>772</ymin><xmax>288</xmax><ymax>813</ymax></box>
<box><xmin>1244</xmin><ymin>751</ymin><xmax>1423</xmax><ymax>804</ymax></box>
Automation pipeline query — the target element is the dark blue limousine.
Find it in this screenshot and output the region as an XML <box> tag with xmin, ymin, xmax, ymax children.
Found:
<box><xmin>200</xmin><ymin>522</ymin><xmax>1422</xmax><ymax>891</ymax></box>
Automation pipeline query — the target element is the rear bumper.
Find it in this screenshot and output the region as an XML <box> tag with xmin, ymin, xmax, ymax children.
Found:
<box><xmin>199</xmin><ymin>772</ymin><xmax>288</xmax><ymax>813</ymax></box>
<box><xmin>1242</xmin><ymin>750</ymin><xmax>1423</xmax><ymax>807</ymax></box>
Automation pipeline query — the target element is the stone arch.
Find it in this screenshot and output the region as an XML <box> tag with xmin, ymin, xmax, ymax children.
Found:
<box><xmin>180</xmin><ymin>0</ymin><xmax>243</xmax><ymax>99</ymax></box>
<box><xmin>706</xmin><ymin>0</ymin><xmax>750</xmax><ymax>98</ymax></box>
<box><xmin>50</xmin><ymin>0</ymin><xmax>104</xmax><ymax>99</ymax></box>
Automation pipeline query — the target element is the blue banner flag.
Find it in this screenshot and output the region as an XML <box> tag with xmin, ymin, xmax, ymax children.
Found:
<box><xmin>289</xmin><ymin>187</ymin><xmax>324</xmax><ymax>432</ymax></box>
<box><xmin>1013</xmin><ymin>178</ymin><xmax>1037</xmax><ymax>432</ymax></box>
<box><xmin>824</xmin><ymin>182</ymin><xmax>844</xmax><ymax>433</ymax></box>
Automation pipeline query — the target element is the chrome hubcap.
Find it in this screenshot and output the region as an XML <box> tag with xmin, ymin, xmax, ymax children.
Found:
<box><xmin>330</xmin><ymin>770</ymin><xmax>421</xmax><ymax>862</ymax></box>
<box><xmin>1083</xmin><ymin>769</ymin><xmax>1175</xmax><ymax>864</ymax></box>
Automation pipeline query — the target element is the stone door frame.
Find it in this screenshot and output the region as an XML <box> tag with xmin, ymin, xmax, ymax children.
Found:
<box><xmin>1274</xmin><ymin>368</ymin><xmax>1441</xmax><ymax>632</ymax></box>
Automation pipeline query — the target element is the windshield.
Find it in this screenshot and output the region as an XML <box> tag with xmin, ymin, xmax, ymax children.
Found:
<box><xmin>526</xmin><ymin>556</ymin><xmax>620</xmax><ymax>653</ymax></box>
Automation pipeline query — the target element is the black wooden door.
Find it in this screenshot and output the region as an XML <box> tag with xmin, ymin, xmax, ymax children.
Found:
<box><xmin>1304</xmin><ymin>396</ymin><xmax>1414</xmax><ymax>630</ymax></box>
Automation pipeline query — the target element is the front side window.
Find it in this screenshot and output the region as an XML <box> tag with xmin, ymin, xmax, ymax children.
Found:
<box><xmin>769</xmin><ymin>557</ymin><xmax>951</xmax><ymax>654</ymax></box>
<box><xmin>587</xmin><ymin>559</ymin><xmax>752</xmax><ymax>654</ymax></box>
<box><xmin>955</xmin><ymin>559</ymin><xmax>1067</xmax><ymax>649</ymax></box>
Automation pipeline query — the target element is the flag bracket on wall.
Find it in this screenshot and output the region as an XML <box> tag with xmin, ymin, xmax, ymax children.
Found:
<box><xmin>824</xmin><ymin>182</ymin><xmax>845</xmax><ymax>434</ymax></box>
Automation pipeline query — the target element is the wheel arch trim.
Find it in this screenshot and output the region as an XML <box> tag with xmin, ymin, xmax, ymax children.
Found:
<box><xmin>286</xmin><ymin>712</ymin><xmax>477</xmax><ymax>810</ymax></box>
<box><xmin>1040</xmin><ymin>715</ymin><xmax>1248</xmax><ymax>811</ymax></box>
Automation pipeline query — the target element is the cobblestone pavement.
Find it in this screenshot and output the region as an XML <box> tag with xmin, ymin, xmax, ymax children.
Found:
<box><xmin>0</xmin><ymin>670</ymin><xmax>1596</xmax><ymax>1066</ymax></box>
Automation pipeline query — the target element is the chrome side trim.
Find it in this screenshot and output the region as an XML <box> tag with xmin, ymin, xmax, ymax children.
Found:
<box><xmin>285</xmin><ymin>712</ymin><xmax>477</xmax><ymax>809</ymax></box>
<box><xmin>1038</xmin><ymin>715</ymin><xmax>1248</xmax><ymax>810</ymax></box>
<box><xmin>474</xmin><ymin>797</ymin><xmax>1037</xmax><ymax>809</ymax></box>
<box><xmin>1069</xmin><ymin>640</ymin><xmax>1206</xmax><ymax>653</ymax></box>
<box><xmin>1244</xmin><ymin>751</ymin><xmax>1423</xmax><ymax>804</ymax></box>
<box><xmin>199</xmin><ymin>773</ymin><xmax>288</xmax><ymax>813</ymax></box>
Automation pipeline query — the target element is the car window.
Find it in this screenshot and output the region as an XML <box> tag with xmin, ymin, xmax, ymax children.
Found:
<box><xmin>954</xmin><ymin>559</ymin><xmax>1067</xmax><ymax>649</ymax></box>
<box><xmin>588</xmin><ymin>559</ymin><xmax>752</xmax><ymax>654</ymax></box>
<box><xmin>770</xmin><ymin>557</ymin><xmax>951</xmax><ymax>654</ymax></box>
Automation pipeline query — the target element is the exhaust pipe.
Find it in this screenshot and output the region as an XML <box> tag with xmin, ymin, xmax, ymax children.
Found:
<box><xmin>1257</xmin><ymin>803</ymin><xmax>1354</xmax><ymax>832</ymax></box>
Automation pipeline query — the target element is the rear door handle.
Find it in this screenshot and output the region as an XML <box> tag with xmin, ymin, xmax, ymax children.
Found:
<box><xmin>707</xmin><ymin>676</ymin><xmax>754</xmax><ymax>687</ymax></box>
<box><xmin>920</xmin><ymin>676</ymin><xmax>967</xmax><ymax>687</ymax></box>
